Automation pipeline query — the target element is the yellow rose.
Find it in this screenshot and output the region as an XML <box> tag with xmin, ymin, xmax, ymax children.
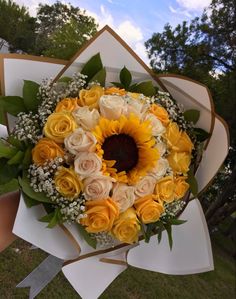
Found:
<box><xmin>55</xmin><ymin>98</ymin><xmax>78</xmax><ymax>113</ymax></box>
<box><xmin>81</xmin><ymin>198</ymin><xmax>119</xmax><ymax>233</ymax></box>
<box><xmin>32</xmin><ymin>137</ymin><xmax>64</xmax><ymax>165</ymax></box>
<box><xmin>54</xmin><ymin>167</ymin><xmax>82</xmax><ymax>199</ymax></box>
<box><xmin>112</xmin><ymin>208</ymin><xmax>140</xmax><ymax>244</ymax></box>
<box><xmin>174</xmin><ymin>176</ymin><xmax>189</xmax><ymax>199</ymax></box>
<box><xmin>150</xmin><ymin>104</ymin><xmax>170</xmax><ymax>126</ymax></box>
<box><xmin>105</xmin><ymin>87</ymin><xmax>126</xmax><ymax>96</ymax></box>
<box><xmin>167</xmin><ymin>151</ymin><xmax>191</xmax><ymax>174</ymax></box>
<box><xmin>78</xmin><ymin>85</ymin><xmax>104</xmax><ymax>109</ymax></box>
<box><xmin>165</xmin><ymin>122</ymin><xmax>182</xmax><ymax>149</ymax></box>
<box><xmin>175</xmin><ymin>132</ymin><xmax>194</xmax><ymax>153</ymax></box>
<box><xmin>155</xmin><ymin>176</ymin><xmax>175</xmax><ymax>203</ymax></box>
<box><xmin>134</xmin><ymin>195</ymin><xmax>164</xmax><ymax>224</ymax></box>
<box><xmin>44</xmin><ymin>112</ymin><xmax>77</xmax><ymax>143</ymax></box>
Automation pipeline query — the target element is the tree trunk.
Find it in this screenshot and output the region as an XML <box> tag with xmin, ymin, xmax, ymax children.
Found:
<box><xmin>208</xmin><ymin>200</ymin><xmax>236</xmax><ymax>227</ymax></box>
<box><xmin>205</xmin><ymin>164</ymin><xmax>236</xmax><ymax>221</ymax></box>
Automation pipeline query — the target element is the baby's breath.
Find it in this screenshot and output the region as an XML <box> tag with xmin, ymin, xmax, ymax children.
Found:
<box><xmin>13</xmin><ymin>112</ymin><xmax>41</xmax><ymax>144</ymax></box>
<box><xmin>28</xmin><ymin>157</ymin><xmax>86</xmax><ymax>223</ymax></box>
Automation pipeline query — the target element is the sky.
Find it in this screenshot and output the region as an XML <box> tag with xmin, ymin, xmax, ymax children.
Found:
<box><xmin>14</xmin><ymin>0</ymin><xmax>211</xmax><ymax>64</ymax></box>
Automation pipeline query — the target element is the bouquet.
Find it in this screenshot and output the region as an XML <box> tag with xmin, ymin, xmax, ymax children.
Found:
<box><xmin>0</xmin><ymin>52</ymin><xmax>206</xmax><ymax>249</ymax></box>
<box><xmin>0</xmin><ymin>26</ymin><xmax>229</xmax><ymax>298</ymax></box>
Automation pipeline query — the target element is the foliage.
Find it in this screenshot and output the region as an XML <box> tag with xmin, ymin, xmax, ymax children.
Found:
<box><xmin>0</xmin><ymin>0</ymin><xmax>36</xmax><ymax>53</ymax></box>
<box><xmin>0</xmin><ymin>1</ymin><xmax>98</xmax><ymax>60</ymax></box>
<box><xmin>34</xmin><ymin>1</ymin><xmax>98</xmax><ymax>59</ymax></box>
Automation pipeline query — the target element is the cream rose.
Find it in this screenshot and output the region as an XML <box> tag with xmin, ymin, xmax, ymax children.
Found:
<box><xmin>143</xmin><ymin>113</ymin><xmax>166</xmax><ymax>136</ymax></box>
<box><xmin>83</xmin><ymin>174</ymin><xmax>114</xmax><ymax>200</ymax></box>
<box><xmin>64</xmin><ymin>128</ymin><xmax>97</xmax><ymax>155</ymax></box>
<box><xmin>125</xmin><ymin>98</ymin><xmax>148</xmax><ymax>118</ymax></box>
<box><xmin>149</xmin><ymin>158</ymin><xmax>169</xmax><ymax>180</ymax></box>
<box><xmin>74</xmin><ymin>152</ymin><xmax>102</xmax><ymax>179</ymax></box>
<box><xmin>134</xmin><ymin>175</ymin><xmax>156</xmax><ymax>198</ymax></box>
<box><xmin>99</xmin><ymin>95</ymin><xmax>126</xmax><ymax>120</ymax></box>
<box><xmin>73</xmin><ymin>106</ymin><xmax>100</xmax><ymax>130</ymax></box>
<box><xmin>112</xmin><ymin>183</ymin><xmax>136</xmax><ymax>212</ymax></box>
<box><xmin>155</xmin><ymin>140</ymin><xmax>167</xmax><ymax>156</ymax></box>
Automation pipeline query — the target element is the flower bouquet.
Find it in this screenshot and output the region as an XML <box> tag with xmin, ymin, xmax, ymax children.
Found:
<box><xmin>0</xmin><ymin>26</ymin><xmax>229</xmax><ymax>298</ymax></box>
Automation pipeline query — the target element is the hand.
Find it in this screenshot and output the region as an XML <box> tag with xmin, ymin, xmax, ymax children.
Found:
<box><xmin>0</xmin><ymin>191</ymin><xmax>20</xmax><ymax>252</ymax></box>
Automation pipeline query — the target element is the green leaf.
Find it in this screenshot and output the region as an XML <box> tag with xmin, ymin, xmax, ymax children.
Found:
<box><xmin>0</xmin><ymin>158</ymin><xmax>20</xmax><ymax>184</ymax></box>
<box><xmin>90</xmin><ymin>68</ymin><xmax>106</xmax><ymax>86</ymax></box>
<box><xmin>128</xmin><ymin>83</ymin><xmax>138</xmax><ymax>91</ymax></box>
<box><xmin>39</xmin><ymin>208</ymin><xmax>63</xmax><ymax>228</ymax></box>
<box><xmin>132</xmin><ymin>81</ymin><xmax>156</xmax><ymax>96</ymax></box>
<box><xmin>0</xmin><ymin>96</ymin><xmax>27</xmax><ymax>116</ymax></box>
<box><xmin>22</xmin><ymin>145</ymin><xmax>33</xmax><ymax>167</ymax></box>
<box><xmin>164</xmin><ymin>224</ymin><xmax>173</xmax><ymax>250</ymax></box>
<box><xmin>186</xmin><ymin>168</ymin><xmax>198</xmax><ymax>197</ymax></box>
<box><xmin>77</xmin><ymin>223</ymin><xmax>97</xmax><ymax>249</ymax></box>
<box><xmin>193</xmin><ymin>128</ymin><xmax>211</xmax><ymax>142</ymax></box>
<box><xmin>145</xmin><ymin>223</ymin><xmax>156</xmax><ymax>243</ymax></box>
<box><xmin>0</xmin><ymin>178</ymin><xmax>19</xmax><ymax>195</ymax></box>
<box><xmin>39</xmin><ymin>211</ymin><xmax>55</xmax><ymax>223</ymax></box>
<box><xmin>157</xmin><ymin>227</ymin><xmax>163</xmax><ymax>244</ymax></box>
<box><xmin>183</xmin><ymin>109</ymin><xmax>200</xmax><ymax>124</ymax></box>
<box><xmin>23</xmin><ymin>80</ymin><xmax>40</xmax><ymax>112</ymax></box>
<box><xmin>7</xmin><ymin>150</ymin><xmax>25</xmax><ymax>165</ymax></box>
<box><xmin>167</xmin><ymin>218</ymin><xmax>187</xmax><ymax>225</ymax></box>
<box><xmin>7</xmin><ymin>136</ymin><xmax>24</xmax><ymax>150</ymax></box>
<box><xmin>57</xmin><ymin>76</ymin><xmax>72</xmax><ymax>83</ymax></box>
<box><xmin>0</xmin><ymin>105</ymin><xmax>7</xmax><ymax>125</ymax></box>
<box><xmin>22</xmin><ymin>192</ymin><xmax>40</xmax><ymax>208</ymax></box>
<box><xmin>120</xmin><ymin>66</ymin><xmax>132</xmax><ymax>89</ymax></box>
<box><xmin>18</xmin><ymin>175</ymin><xmax>52</xmax><ymax>203</ymax></box>
<box><xmin>80</xmin><ymin>53</ymin><xmax>103</xmax><ymax>84</ymax></box>
<box><xmin>0</xmin><ymin>140</ymin><xmax>18</xmax><ymax>159</ymax></box>
<box><xmin>111</xmin><ymin>82</ymin><xmax>124</xmax><ymax>88</ymax></box>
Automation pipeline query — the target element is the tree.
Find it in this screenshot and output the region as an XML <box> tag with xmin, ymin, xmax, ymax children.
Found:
<box><xmin>0</xmin><ymin>0</ymin><xmax>36</xmax><ymax>53</ymax></box>
<box><xmin>145</xmin><ymin>0</ymin><xmax>236</xmax><ymax>228</ymax></box>
<box><xmin>34</xmin><ymin>1</ymin><xmax>98</xmax><ymax>59</ymax></box>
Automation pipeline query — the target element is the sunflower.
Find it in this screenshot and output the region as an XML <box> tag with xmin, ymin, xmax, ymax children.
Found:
<box><xmin>93</xmin><ymin>114</ymin><xmax>159</xmax><ymax>184</ymax></box>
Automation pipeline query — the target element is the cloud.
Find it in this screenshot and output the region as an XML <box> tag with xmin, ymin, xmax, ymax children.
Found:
<box><xmin>84</xmin><ymin>4</ymin><xmax>114</xmax><ymax>29</ymax></box>
<box><xmin>169</xmin><ymin>5</ymin><xmax>192</xmax><ymax>18</ymax></box>
<box><xmin>14</xmin><ymin>0</ymin><xmax>50</xmax><ymax>17</ymax></box>
<box><xmin>116</xmin><ymin>20</ymin><xmax>143</xmax><ymax>45</ymax></box>
<box><xmin>134</xmin><ymin>42</ymin><xmax>149</xmax><ymax>65</ymax></box>
<box><xmin>176</xmin><ymin>0</ymin><xmax>211</xmax><ymax>11</ymax></box>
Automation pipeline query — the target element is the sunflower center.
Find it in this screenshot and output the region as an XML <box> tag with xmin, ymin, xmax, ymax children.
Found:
<box><xmin>102</xmin><ymin>134</ymin><xmax>139</xmax><ymax>172</ymax></box>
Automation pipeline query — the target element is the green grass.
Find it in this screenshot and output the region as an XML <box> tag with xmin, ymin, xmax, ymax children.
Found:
<box><xmin>0</xmin><ymin>239</ymin><xmax>235</xmax><ymax>299</ymax></box>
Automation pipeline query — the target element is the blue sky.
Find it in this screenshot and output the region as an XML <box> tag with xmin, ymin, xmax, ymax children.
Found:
<box><xmin>14</xmin><ymin>0</ymin><xmax>211</xmax><ymax>63</ymax></box>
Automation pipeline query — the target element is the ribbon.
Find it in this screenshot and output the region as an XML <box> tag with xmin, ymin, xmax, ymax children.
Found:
<box><xmin>16</xmin><ymin>255</ymin><xmax>64</xmax><ymax>299</ymax></box>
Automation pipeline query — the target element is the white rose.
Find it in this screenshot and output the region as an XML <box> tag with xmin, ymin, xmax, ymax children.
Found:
<box><xmin>99</xmin><ymin>95</ymin><xmax>126</xmax><ymax>120</ymax></box>
<box><xmin>143</xmin><ymin>113</ymin><xmax>166</xmax><ymax>136</ymax></box>
<box><xmin>74</xmin><ymin>152</ymin><xmax>102</xmax><ymax>179</ymax></box>
<box><xmin>134</xmin><ymin>175</ymin><xmax>156</xmax><ymax>198</ymax></box>
<box><xmin>125</xmin><ymin>98</ymin><xmax>148</xmax><ymax>118</ymax></box>
<box><xmin>73</xmin><ymin>106</ymin><xmax>100</xmax><ymax>130</ymax></box>
<box><xmin>112</xmin><ymin>183</ymin><xmax>136</xmax><ymax>212</ymax></box>
<box><xmin>149</xmin><ymin>158</ymin><xmax>169</xmax><ymax>180</ymax></box>
<box><xmin>83</xmin><ymin>174</ymin><xmax>114</xmax><ymax>200</ymax></box>
<box><xmin>64</xmin><ymin>128</ymin><xmax>96</xmax><ymax>155</ymax></box>
<box><xmin>155</xmin><ymin>140</ymin><xmax>167</xmax><ymax>156</ymax></box>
